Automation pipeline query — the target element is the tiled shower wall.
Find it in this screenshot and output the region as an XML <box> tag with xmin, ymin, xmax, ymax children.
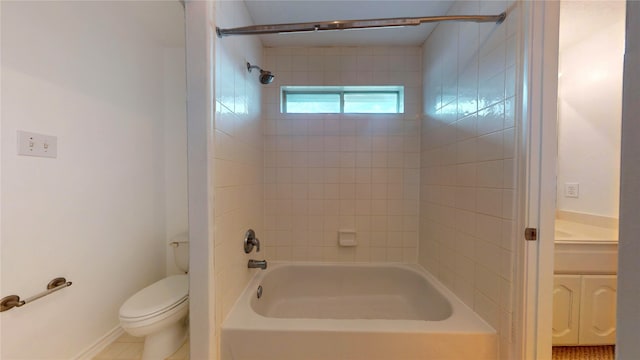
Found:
<box><xmin>213</xmin><ymin>0</ymin><xmax>264</xmax><ymax>348</ymax></box>
<box><xmin>419</xmin><ymin>1</ymin><xmax>520</xmax><ymax>358</ymax></box>
<box><xmin>262</xmin><ymin>47</ymin><xmax>422</xmax><ymax>263</ymax></box>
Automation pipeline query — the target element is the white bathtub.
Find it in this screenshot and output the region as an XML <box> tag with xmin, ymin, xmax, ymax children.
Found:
<box><xmin>222</xmin><ymin>263</ymin><xmax>497</xmax><ymax>360</ymax></box>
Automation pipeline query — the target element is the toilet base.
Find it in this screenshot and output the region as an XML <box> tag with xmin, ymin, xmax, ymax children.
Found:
<box><xmin>141</xmin><ymin>318</ymin><xmax>188</xmax><ymax>360</ymax></box>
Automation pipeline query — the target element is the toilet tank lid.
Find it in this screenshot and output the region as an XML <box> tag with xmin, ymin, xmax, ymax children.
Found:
<box><xmin>120</xmin><ymin>274</ymin><xmax>188</xmax><ymax>319</ymax></box>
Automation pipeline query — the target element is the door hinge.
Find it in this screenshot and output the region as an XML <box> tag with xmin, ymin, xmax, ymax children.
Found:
<box><xmin>525</xmin><ymin>227</ymin><xmax>537</xmax><ymax>241</ymax></box>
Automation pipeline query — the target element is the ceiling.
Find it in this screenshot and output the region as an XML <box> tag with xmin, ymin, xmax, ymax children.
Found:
<box><xmin>242</xmin><ymin>0</ymin><xmax>455</xmax><ymax>47</ymax></box>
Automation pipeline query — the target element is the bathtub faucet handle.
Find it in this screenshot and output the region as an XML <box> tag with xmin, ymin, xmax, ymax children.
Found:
<box><xmin>244</xmin><ymin>229</ymin><xmax>260</xmax><ymax>253</ymax></box>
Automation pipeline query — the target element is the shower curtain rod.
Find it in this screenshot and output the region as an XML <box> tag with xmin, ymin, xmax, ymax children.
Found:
<box><xmin>216</xmin><ymin>12</ymin><xmax>506</xmax><ymax>37</ymax></box>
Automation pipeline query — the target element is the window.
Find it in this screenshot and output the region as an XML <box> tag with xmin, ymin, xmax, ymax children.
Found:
<box><xmin>281</xmin><ymin>86</ymin><xmax>404</xmax><ymax>114</ymax></box>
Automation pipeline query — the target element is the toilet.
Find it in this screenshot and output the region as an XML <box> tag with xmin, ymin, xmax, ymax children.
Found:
<box><xmin>119</xmin><ymin>237</ymin><xmax>189</xmax><ymax>360</ymax></box>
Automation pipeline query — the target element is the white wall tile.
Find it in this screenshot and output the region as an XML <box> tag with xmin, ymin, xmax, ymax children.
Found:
<box><xmin>213</xmin><ymin>0</ymin><xmax>264</xmax><ymax>349</ymax></box>
<box><xmin>419</xmin><ymin>1</ymin><xmax>521</xmax><ymax>355</ymax></box>
<box><xmin>264</xmin><ymin>46</ymin><xmax>422</xmax><ymax>263</ymax></box>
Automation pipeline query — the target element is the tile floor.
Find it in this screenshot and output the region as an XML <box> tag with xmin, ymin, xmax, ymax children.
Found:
<box><xmin>93</xmin><ymin>333</ymin><xmax>188</xmax><ymax>360</ymax></box>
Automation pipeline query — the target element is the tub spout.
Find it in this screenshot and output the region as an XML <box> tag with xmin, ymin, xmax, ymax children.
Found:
<box><xmin>248</xmin><ymin>259</ymin><xmax>267</xmax><ymax>270</ymax></box>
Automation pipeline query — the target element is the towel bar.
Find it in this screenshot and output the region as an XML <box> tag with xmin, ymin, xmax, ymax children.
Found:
<box><xmin>0</xmin><ymin>277</ymin><xmax>72</xmax><ymax>312</ymax></box>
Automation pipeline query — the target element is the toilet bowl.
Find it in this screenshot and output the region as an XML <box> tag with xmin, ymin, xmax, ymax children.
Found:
<box><xmin>119</xmin><ymin>236</ymin><xmax>189</xmax><ymax>359</ymax></box>
<box><xmin>119</xmin><ymin>274</ymin><xmax>189</xmax><ymax>360</ymax></box>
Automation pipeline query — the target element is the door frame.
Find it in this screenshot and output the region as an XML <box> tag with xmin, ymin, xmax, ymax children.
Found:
<box><xmin>515</xmin><ymin>1</ymin><xmax>560</xmax><ymax>359</ymax></box>
<box><xmin>185</xmin><ymin>0</ymin><xmax>216</xmax><ymax>359</ymax></box>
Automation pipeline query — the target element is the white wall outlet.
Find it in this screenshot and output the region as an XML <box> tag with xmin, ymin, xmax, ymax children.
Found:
<box><xmin>564</xmin><ymin>183</ymin><xmax>579</xmax><ymax>198</ymax></box>
<box><xmin>17</xmin><ymin>131</ymin><xmax>58</xmax><ymax>158</ymax></box>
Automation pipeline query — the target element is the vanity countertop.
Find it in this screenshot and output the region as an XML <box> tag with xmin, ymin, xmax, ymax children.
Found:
<box><xmin>554</xmin><ymin>212</ymin><xmax>618</xmax><ymax>274</ymax></box>
<box><xmin>555</xmin><ymin>219</ymin><xmax>618</xmax><ymax>244</ymax></box>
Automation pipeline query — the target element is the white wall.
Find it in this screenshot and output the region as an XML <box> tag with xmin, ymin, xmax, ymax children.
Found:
<box><xmin>0</xmin><ymin>2</ymin><xmax>185</xmax><ymax>358</ymax></box>
<box><xmin>213</xmin><ymin>0</ymin><xmax>264</xmax><ymax>356</ymax></box>
<box><xmin>556</xmin><ymin>4</ymin><xmax>624</xmax><ymax>218</ymax></box>
<box><xmin>617</xmin><ymin>1</ymin><xmax>640</xmax><ymax>358</ymax></box>
<box><xmin>419</xmin><ymin>1</ymin><xmax>520</xmax><ymax>358</ymax></box>
<box><xmin>163</xmin><ymin>48</ymin><xmax>189</xmax><ymax>275</ymax></box>
<box><xmin>262</xmin><ymin>46</ymin><xmax>421</xmax><ymax>263</ymax></box>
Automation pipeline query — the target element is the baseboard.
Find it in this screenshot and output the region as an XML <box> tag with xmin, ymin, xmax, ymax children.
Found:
<box><xmin>73</xmin><ymin>325</ymin><xmax>124</xmax><ymax>360</ymax></box>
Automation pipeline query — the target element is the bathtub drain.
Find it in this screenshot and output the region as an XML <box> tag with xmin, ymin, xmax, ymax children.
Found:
<box><xmin>257</xmin><ymin>285</ymin><xmax>263</xmax><ymax>299</ymax></box>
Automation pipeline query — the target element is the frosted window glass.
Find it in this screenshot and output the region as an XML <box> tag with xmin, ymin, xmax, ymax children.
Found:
<box><xmin>344</xmin><ymin>92</ymin><xmax>399</xmax><ymax>113</ymax></box>
<box><xmin>282</xmin><ymin>86</ymin><xmax>403</xmax><ymax>114</ymax></box>
<box><xmin>285</xmin><ymin>93</ymin><xmax>340</xmax><ymax>113</ymax></box>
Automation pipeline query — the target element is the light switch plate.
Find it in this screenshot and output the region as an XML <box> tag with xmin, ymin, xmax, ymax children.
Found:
<box><xmin>564</xmin><ymin>183</ymin><xmax>579</xmax><ymax>198</ymax></box>
<box><xmin>17</xmin><ymin>131</ymin><xmax>57</xmax><ymax>158</ymax></box>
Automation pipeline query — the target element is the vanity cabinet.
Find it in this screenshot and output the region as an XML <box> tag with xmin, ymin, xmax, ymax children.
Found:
<box><xmin>553</xmin><ymin>274</ymin><xmax>617</xmax><ymax>345</ymax></box>
<box><xmin>553</xmin><ymin>275</ymin><xmax>581</xmax><ymax>344</ymax></box>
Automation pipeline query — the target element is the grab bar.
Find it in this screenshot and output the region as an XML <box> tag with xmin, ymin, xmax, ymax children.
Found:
<box><xmin>0</xmin><ymin>277</ymin><xmax>72</xmax><ymax>312</ymax></box>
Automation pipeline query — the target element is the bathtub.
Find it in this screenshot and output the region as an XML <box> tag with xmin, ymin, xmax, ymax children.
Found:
<box><xmin>221</xmin><ymin>262</ymin><xmax>496</xmax><ymax>360</ymax></box>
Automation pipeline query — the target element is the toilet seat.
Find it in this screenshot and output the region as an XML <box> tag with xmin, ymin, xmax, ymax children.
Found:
<box><xmin>120</xmin><ymin>274</ymin><xmax>188</xmax><ymax>322</ymax></box>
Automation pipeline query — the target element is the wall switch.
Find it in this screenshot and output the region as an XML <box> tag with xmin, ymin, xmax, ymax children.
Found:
<box><xmin>564</xmin><ymin>183</ymin><xmax>579</xmax><ymax>198</ymax></box>
<box><xmin>17</xmin><ymin>131</ymin><xmax>57</xmax><ymax>158</ymax></box>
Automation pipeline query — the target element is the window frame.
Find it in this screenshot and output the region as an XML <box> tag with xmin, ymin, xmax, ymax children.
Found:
<box><xmin>281</xmin><ymin>86</ymin><xmax>404</xmax><ymax>114</ymax></box>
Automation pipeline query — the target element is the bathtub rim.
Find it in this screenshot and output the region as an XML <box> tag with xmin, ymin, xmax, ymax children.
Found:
<box><xmin>222</xmin><ymin>261</ymin><xmax>496</xmax><ymax>335</ymax></box>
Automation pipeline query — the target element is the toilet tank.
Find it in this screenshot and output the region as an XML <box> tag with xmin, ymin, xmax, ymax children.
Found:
<box><xmin>171</xmin><ymin>233</ymin><xmax>189</xmax><ymax>273</ymax></box>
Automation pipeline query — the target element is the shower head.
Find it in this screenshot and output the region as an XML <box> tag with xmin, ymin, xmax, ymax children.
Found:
<box><xmin>247</xmin><ymin>62</ymin><xmax>275</xmax><ymax>84</ymax></box>
<box><xmin>258</xmin><ymin>70</ymin><xmax>275</xmax><ymax>85</ymax></box>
